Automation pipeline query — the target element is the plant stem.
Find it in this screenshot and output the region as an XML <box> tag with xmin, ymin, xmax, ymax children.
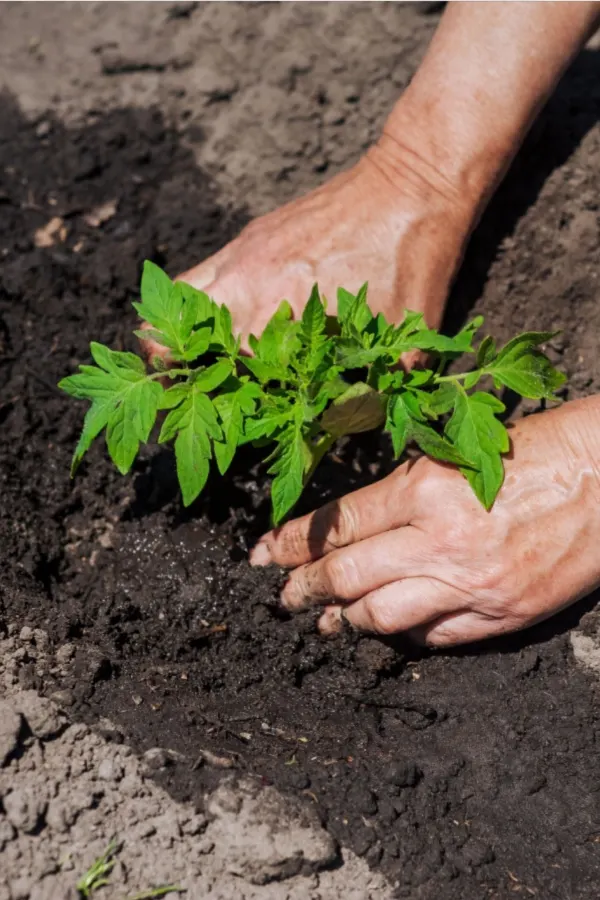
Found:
<box><xmin>147</xmin><ymin>368</ymin><xmax>193</xmax><ymax>381</ymax></box>
<box><xmin>434</xmin><ymin>370</ymin><xmax>478</xmax><ymax>384</ymax></box>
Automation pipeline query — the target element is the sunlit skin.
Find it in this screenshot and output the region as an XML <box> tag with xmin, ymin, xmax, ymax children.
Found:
<box><xmin>142</xmin><ymin>2</ymin><xmax>600</xmax><ymax>645</ymax></box>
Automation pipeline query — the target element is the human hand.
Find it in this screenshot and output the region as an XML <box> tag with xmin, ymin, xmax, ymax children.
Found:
<box><xmin>141</xmin><ymin>138</ymin><xmax>478</xmax><ymax>361</ymax></box>
<box><xmin>250</xmin><ymin>398</ymin><xmax>600</xmax><ymax>647</ymax></box>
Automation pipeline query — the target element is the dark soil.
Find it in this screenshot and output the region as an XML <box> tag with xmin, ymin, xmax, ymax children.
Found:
<box><xmin>1</xmin><ymin>84</ymin><xmax>600</xmax><ymax>900</ymax></box>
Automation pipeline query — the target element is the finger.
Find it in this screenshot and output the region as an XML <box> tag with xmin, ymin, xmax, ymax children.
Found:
<box><xmin>138</xmin><ymin>320</ymin><xmax>170</xmax><ymax>365</ymax></box>
<box><xmin>281</xmin><ymin>526</ymin><xmax>428</xmax><ymax>611</ymax></box>
<box><xmin>317</xmin><ymin>605</ymin><xmax>344</xmax><ymax>636</ymax></box>
<box><xmin>250</xmin><ymin>465</ymin><xmax>417</xmax><ymax>568</ymax></box>
<box><xmin>412</xmin><ymin>609</ymin><xmax>515</xmax><ymax>648</ymax></box>
<box><xmin>320</xmin><ymin>577</ymin><xmax>461</xmax><ymax>635</ymax></box>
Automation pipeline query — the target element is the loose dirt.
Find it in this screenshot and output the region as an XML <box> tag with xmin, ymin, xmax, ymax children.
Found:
<box><xmin>1</xmin><ymin>4</ymin><xmax>599</xmax><ymax>899</ymax></box>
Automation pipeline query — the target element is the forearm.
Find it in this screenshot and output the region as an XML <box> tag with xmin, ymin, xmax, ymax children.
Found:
<box><xmin>374</xmin><ymin>1</ymin><xmax>600</xmax><ymax>214</ymax></box>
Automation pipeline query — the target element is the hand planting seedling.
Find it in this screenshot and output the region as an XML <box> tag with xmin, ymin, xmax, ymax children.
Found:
<box><xmin>59</xmin><ymin>262</ymin><xmax>565</xmax><ymax>524</ymax></box>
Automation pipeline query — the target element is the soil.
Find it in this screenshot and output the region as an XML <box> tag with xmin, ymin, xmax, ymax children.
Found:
<box><xmin>1</xmin><ymin>3</ymin><xmax>600</xmax><ymax>900</ymax></box>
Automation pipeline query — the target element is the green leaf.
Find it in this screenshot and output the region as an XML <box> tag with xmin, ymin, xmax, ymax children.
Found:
<box><xmin>445</xmin><ymin>390</ymin><xmax>509</xmax><ymax>508</ymax></box>
<box><xmin>409</xmin><ymin>328</ymin><xmax>476</xmax><ymax>354</ymax></box>
<box><xmin>69</xmin><ymin>395</ymin><xmax>115</xmax><ymax>476</ymax></box>
<box><xmin>484</xmin><ymin>332</ymin><xmax>565</xmax><ymax>399</ymax></box>
<box><xmin>139</xmin><ymin>260</ymin><xmax>173</xmax><ymax>324</ymax></box>
<box><xmin>158</xmin><ymin>384</ymin><xmax>222</xmax><ymax>506</ymax></box>
<box><xmin>212</xmin><ymin>381</ymin><xmax>261</xmax><ymax>475</ymax></box>
<box><xmin>269</xmin><ymin>416</ymin><xmax>312</xmax><ymax>525</ymax></box>
<box><xmin>384</xmin><ymin>390</ymin><xmax>471</xmax><ymax>467</ymax></box>
<box><xmin>134</xmin><ymin>328</ymin><xmax>179</xmax><ymax>353</ymax></box>
<box><xmin>241</xmin><ymin>355</ymin><xmax>289</xmax><ymax>384</ymax></box>
<box><xmin>213</xmin><ymin>304</ymin><xmax>237</xmax><ymax>354</ymax></box>
<box><xmin>385</xmin><ymin>394</ymin><xmax>410</xmax><ymax>458</ymax></box>
<box><xmin>426</xmin><ymin>383</ymin><xmax>457</xmax><ymax>415</ymax></box>
<box><xmin>301</xmin><ymin>285</ymin><xmax>327</xmax><ymax>362</ymax></box>
<box><xmin>321</xmin><ymin>382</ymin><xmax>385</xmax><ymax>437</ymax></box>
<box><xmin>191</xmin><ymin>359</ymin><xmax>234</xmax><ymax>392</ymax></box>
<box><xmin>476</xmin><ymin>335</ymin><xmax>497</xmax><ymax>368</ymax></box>
<box><xmin>337</xmin><ymin>288</ymin><xmax>356</xmax><ymax>324</ymax></box>
<box><xmin>350</xmin><ymin>283</ymin><xmax>372</xmax><ymax>333</ymax></box>
<box><xmin>59</xmin><ymin>344</ymin><xmax>161</xmax><ymax>473</ymax></box>
<box><xmin>135</xmin><ymin>264</ymin><xmax>232</xmax><ymax>362</ymax></box>
<box><xmin>249</xmin><ymin>301</ymin><xmax>301</xmax><ymax>371</ymax></box>
<box><xmin>244</xmin><ymin>408</ymin><xmax>293</xmax><ymax>442</ymax></box>
<box><xmin>409</xmin><ymin>418</ymin><xmax>472</xmax><ymax>468</ymax></box>
<box><xmin>183</xmin><ymin>327</ymin><xmax>212</xmax><ymax>362</ymax></box>
<box><xmin>106</xmin><ymin>379</ymin><xmax>162</xmax><ymax>474</ymax></box>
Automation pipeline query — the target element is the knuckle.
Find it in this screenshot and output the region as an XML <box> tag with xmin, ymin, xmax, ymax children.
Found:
<box><xmin>322</xmin><ymin>554</ymin><xmax>360</xmax><ymax>600</ymax></box>
<box><xmin>332</xmin><ymin>498</ymin><xmax>361</xmax><ymax>548</ymax></box>
<box><xmin>367</xmin><ymin>599</ymin><xmax>398</xmax><ymax>635</ymax></box>
<box><xmin>277</xmin><ymin>523</ymin><xmax>310</xmax><ymax>561</ymax></box>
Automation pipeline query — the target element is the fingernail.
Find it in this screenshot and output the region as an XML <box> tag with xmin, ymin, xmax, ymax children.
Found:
<box><xmin>250</xmin><ymin>541</ymin><xmax>272</xmax><ymax>567</ymax></box>
<box><xmin>318</xmin><ymin>606</ymin><xmax>343</xmax><ymax>636</ymax></box>
<box><xmin>280</xmin><ymin>580</ymin><xmax>302</xmax><ymax>611</ymax></box>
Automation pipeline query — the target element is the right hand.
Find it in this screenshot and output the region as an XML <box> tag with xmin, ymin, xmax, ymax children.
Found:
<box><xmin>141</xmin><ymin>137</ymin><xmax>479</xmax><ymax>360</ymax></box>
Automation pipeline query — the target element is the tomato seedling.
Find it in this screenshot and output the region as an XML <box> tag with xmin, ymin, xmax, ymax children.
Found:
<box><xmin>59</xmin><ymin>261</ymin><xmax>565</xmax><ymax>523</ymax></box>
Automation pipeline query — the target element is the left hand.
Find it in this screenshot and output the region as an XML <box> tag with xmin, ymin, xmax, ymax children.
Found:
<box><xmin>250</xmin><ymin>398</ymin><xmax>600</xmax><ymax>647</ymax></box>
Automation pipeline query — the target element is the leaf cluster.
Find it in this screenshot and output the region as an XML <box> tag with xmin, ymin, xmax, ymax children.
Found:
<box><xmin>59</xmin><ymin>262</ymin><xmax>565</xmax><ymax>523</ymax></box>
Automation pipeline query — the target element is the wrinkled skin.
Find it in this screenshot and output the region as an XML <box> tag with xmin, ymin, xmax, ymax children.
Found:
<box><xmin>142</xmin><ymin>146</ymin><xmax>475</xmax><ymax>363</ymax></box>
<box><xmin>250</xmin><ymin>400</ymin><xmax>600</xmax><ymax>646</ymax></box>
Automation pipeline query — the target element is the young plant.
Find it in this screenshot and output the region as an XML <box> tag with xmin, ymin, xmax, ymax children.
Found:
<box><xmin>59</xmin><ymin>261</ymin><xmax>565</xmax><ymax>524</ymax></box>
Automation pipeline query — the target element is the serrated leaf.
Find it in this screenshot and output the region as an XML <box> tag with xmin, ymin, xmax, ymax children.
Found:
<box><xmin>183</xmin><ymin>327</ymin><xmax>212</xmax><ymax>362</ymax></box>
<box><xmin>134</xmin><ymin>328</ymin><xmax>179</xmax><ymax>352</ymax></box>
<box><xmin>191</xmin><ymin>359</ymin><xmax>234</xmax><ymax>392</ymax></box>
<box><xmin>59</xmin><ymin>344</ymin><xmax>161</xmax><ymax>472</ymax></box>
<box><xmin>300</xmin><ymin>284</ymin><xmax>327</xmax><ymax>364</ymax></box>
<box><xmin>140</xmin><ymin>260</ymin><xmax>173</xmax><ymax>323</ymax></box>
<box><xmin>336</xmin><ymin>287</ymin><xmax>355</xmax><ymax>323</ymax></box>
<box><xmin>385</xmin><ymin>394</ymin><xmax>410</xmax><ymax>458</ymax></box>
<box><xmin>250</xmin><ymin>300</ymin><xmax>301</xmax><ymax>371</ymax></box>
<box><xmin>351</xmin><ymin>283</ymin><xmax>372</xmax><ymax>333</ymax></box>
<box><xmin>213</xmin><ymin>392</ymin><xmax>244</xmax><ymax>476</ymax></box>
<box><xmin>212</xmin><ymin>304</ymin><xmax>236</xmax><ymax>354</ymax></box>
<box><xmin>426</xmin><ymin>382</ymin><xmax>457</xmax><ymax>415</ymax></box>
<box><xmin>484</xmin><ymin>333</ymin><xmax>565</xmax><ymax>399</ymax></box>
<box><xmin>321</xmin><ymin>382</ymin><xmax>385</xmax><ymax>437</ymax></box>
<box><xmin>106</xmin><ymin>379</ymin><xmax>162</xmax><ymax>474</ymax></box>
<box><xmin>409</xmin><ymin>418</ymin><xmax>472</xmax><ymax>468</ymax></box>
<box><xmin>409</xmin><ymin>328</ymin><xmax>475</xmax><ymax>354</ymax></box>
<box><xmin>476</xmin><ymin>335</ymin><xmax>496</xmax><ymax>368</ymax></box>
<box><xmin>70</xmin><ymin>395</ymin><xmax>114</xmax><ymax>475</ymax></box>
<box><xmin>157</xmin><ymin>384</ymin><xmax>221</xmax><ymax>505</ymax></box>
<box><xmin>241</xmin><ymin>355</ymin><xmax>288</xmax><ymax>384</ymax></box>
<box><xmin>269</xmin><ymin>418</ymin><xmax>312</xmax><ymax>525</ymax></box>
<box><xmin>445</xmin><ymin>390</ymin><xmax>509</xmax><ymax>508</ymax></box>
<box><xmin>244</xmin><ymin>408</ymin><xmax>293</xmax><ymax>442</ymax></box>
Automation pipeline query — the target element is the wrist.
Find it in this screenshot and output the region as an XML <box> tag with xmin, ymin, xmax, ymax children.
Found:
<box><xmin>378</xmin><ymin>94</ymin><xmax>508</xmax><ymax>226</ymax></box>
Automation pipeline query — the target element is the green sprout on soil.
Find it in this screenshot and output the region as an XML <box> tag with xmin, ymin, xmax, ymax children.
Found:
<box><xmin>60</xmin><ymin>261</ymin><xmax>565</xmax><ymax>524</ymax></box>
<box><xmin>76</xmin><ymin>837</ymin><xmax>183</xmax><ymax>899</ymax></box>
<box><xmin>76</xmin><ymin>839</ymin><xmax>117</xmax><ymax>897</ymax></box>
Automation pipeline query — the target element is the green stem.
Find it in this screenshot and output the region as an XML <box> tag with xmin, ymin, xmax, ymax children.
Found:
<box><xmin>147</xmin><ymin>368</ymin><xmax>193</xmax><ymax>381</ymax></box>
<box><xmin>434</xmin><ymin>370</ymin><xmax>478</xmax><ymax>385</ymax></box>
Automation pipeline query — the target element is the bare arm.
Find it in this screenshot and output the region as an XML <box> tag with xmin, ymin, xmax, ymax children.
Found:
<box><xmin>374</xmin><ymin>1</ymin><xmax>600</xmax><ymax>219</ymax></box>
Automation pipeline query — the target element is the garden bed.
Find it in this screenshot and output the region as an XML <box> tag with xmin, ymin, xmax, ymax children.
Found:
<box><xmin>1</xmin><ymin>35</ymin><xmax>600</xmax><ymax>900</ymax></box>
